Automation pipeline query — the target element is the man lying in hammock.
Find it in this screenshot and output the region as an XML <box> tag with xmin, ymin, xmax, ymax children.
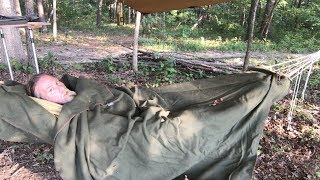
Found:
<box><xmin>0</xmin><ymin>70</ymin><xmax>290</xmax><ymax>180</ymax></box>
<box><xmin>26</xmin><ymin>73</ymin><xmax>77</xmax><ymax>105</ymax></box>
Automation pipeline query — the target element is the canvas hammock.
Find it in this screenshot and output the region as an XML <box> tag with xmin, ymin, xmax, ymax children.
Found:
<box><xmin>0</xmin><ymin>69</ymin><xmax>290</xmax><ymax>179</ymax></box>
<box><xmin>28</xmin><ymin>50</ymin><xmax>320</xmax><ymax>122</ymax></box>
<box><xmin>119</xmin><ymin>0</ymin><xmax>231</xmax><ymax>13</ymax></box>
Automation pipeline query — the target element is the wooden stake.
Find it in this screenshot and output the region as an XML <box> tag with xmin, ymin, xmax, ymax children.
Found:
<box><xmin>133</xmin><ymin>11</ymin><xmax>141</xmax><ymax>72</ymax></box>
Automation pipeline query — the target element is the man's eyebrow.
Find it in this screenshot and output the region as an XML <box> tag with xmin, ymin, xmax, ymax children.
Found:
<box><xmin>45</xmin><ymin>84</ymin><xmax>54</xmax><ymax>90</ymax></box>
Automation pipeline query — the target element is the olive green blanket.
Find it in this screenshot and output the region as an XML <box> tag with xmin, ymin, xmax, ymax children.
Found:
<box><xmin>0</xmin><ymin>70</ymin><xmax>290</xmax><ymax>180</ymax></box>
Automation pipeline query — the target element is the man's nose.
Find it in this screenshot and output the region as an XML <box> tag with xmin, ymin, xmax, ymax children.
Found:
<box><xmin>58</xmin><ymin>86</ymin><xmax>68</xmax><ymax>94</ymax></box>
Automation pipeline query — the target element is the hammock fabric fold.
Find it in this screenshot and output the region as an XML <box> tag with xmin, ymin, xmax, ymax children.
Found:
<box><xmin>0</xmin><ymin>70</ymin><xmax>290</xmax><ymax>180</ymax></box>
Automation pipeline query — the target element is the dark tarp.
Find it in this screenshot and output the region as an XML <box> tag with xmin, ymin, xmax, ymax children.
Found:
<box><xmin>119</xmin><ymin>0</ymin><xmax>231</xmax><ymax>13</ymax></box>
<box><xmin>0</xmin><ymin>70</ymin><xmax>290</xmax><ymax>180</ymax></box>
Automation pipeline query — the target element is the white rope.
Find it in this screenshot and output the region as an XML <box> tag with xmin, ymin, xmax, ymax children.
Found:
<box><xmin>270</xmin><ymin>55</ymin><xmax>308</xmax><ymax>68</ymax></box>
<box><xmin>301</xmin><ymin>64</ymin><xmax>313</xmax><ymax>100</ymax></box>
<box><xmin>289</xmin><ymin>60</ymin><xmax>315</xmax><ymax>79</ymax></box>
<box><xmin>270</xmin><ymin>50</ymin><xmax>320</xmax><ymax>72</ymax></box>
<box><xmin>266</xmin><ymin>50</ymin><xmax>320</xmax><ymax>130</ymax></box>
<box><xmin>287</xmin><ymin>71</ymin><xmax>303</xmax><ymax>130</ymax></box>
<box><xmin>275</xmin><ymin>57</ymin><xmax>310</xmax><ymax>74</ymax></box>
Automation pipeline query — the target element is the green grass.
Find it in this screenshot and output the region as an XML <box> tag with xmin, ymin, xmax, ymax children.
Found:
<box><xmin>140</xmin><ymin>25</ymin><xmax>319</xmax><ymax>53</ymax></box>
<box><xmin>139</xmin><ymin>36</ymin><xmax>279</xmax><ymax>53</ymax></box>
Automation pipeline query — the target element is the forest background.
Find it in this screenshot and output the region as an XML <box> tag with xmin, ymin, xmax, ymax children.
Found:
<box><xmin>59</xmin><ymin>0</ymin><xmax>320</xmax><ymax>53</ymax></box>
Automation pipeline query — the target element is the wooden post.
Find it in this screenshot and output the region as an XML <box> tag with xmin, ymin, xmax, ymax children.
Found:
<box><xmin>53</xmin><ymin>0</ymin><xmax>57</xmax><ymax>41</ymax></box>
<box><xmin>133</xmin><ymin>11</ymin><xmax>141</xmax><ymax>72</ymax></box>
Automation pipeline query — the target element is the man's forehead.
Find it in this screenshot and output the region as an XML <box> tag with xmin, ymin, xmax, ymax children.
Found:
<box><xmin>41</xmin><ymin>75</ymin><xmax>57</xmax><ymax>81</ymax></box>
<box><xmin>37</xmin><ymin>75</ymin><xmax>58</xmax><ymax>87</ymax></box>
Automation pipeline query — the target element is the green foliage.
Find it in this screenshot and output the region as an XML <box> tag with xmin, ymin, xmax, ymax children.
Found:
<box><xmin>216</xmin><ymin>38</ymin><xmax>247</xmax><ymax>51</ymax></box>
<box><xmin>35</xmin><ymin>151</ymin><xmax>54</xmax><ymax>163</ymax></box>
<box><xmin>271</xmin><ymin>103</ymin><xmax>287</xmax><ymax>114</ymax></box>
<box><xmin>33</xmin><ymin>144</ymin><xmax>54</xmax><ymax>164</ymax></box>
<box><xmin>39</xmin><ymin>52</ymin><xmax>58</xmax><ymax>70</ymax></box>
<box><xmin>182</xmin><ymin>69</ymin><xmax>207</xmax><ymax>81</ymax></box>
<box><xmin>295</xmin><ymin>109</ymin><xmax>314</xmax><ymax>122</ymax></box>
<box><xmin>106</xmin><ymin>75</ymin><xmax>122</xmax><ymax>85</ymax></box>
<box><xmin>0</xmin><ymin>63</ymin><xmax>7</xmax><ymax>70</ymax></box>
<box><xmin>58</xmin><ymin>0</ymin><xmax>99</xmax><ymax>27</ymax></box>
<box><xmin>98</xmin><ymin>59</ymin><xmax>117</xmax><ymax>73</ymax></box>
<box><xmin>275</xmin><ymin>32</ymin><xmax>320</xmax><ymax>53</ymax></box>
<box><xmin>308</xmin><ymin>69</ymin><xmax>320</xmax><ymax>89</ymax></box>
<box><xmin>10</xmin><ymin>61</ymin><xmax>35</xmax><ymax>73</ymax></box>
<box><xmin>72</xmin><ymin>64</ymin><xmax>86</xmax><ymax>71</ymax></box>
<box><xmin>153</xmin><ymin>60</ymin><xmax>178</xmax><ymax>83</ymax></box>
<box><xmin>316</xmin><ymin>162</ymin><xmax>320</xmax><ymax>179</ymax></box>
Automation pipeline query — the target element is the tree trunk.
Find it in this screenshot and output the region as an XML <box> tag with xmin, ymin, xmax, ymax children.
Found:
<box><xmin>191</xmin><ymin>15</ymin><xmax>204</xmax><ymax>30</ymax></box>
<box><xmin>297</xmin><ymin>0</ymin><xmax>303</xmax><ymax>8</ymax></box>
<box><xmin>256</xmin><ymin>0</ymin><xmax>262</xmax><ymax>22</ymax></box>
<box><xmin>25</xmin><ymin>0</ymin><xmax>35</xmax><ymax>19</ymax></box>
<box><xmin>13</xmin><ymin>0</ymin><xmax>22</xmax><ymax>16</ymax></box>
<box><xmin>13</xmin><ymin>0</ymin><xmax>25</xmax><ymax>34</ymax></box>
<box><xmin>128</xmin><ymin>6</ymin><xmax>131</xmax><ymax>24</ymax></box>
<box><xmin>37</xmin><ymin>0</ymin><xmax>48</xmax><ymax>33</ymax></box>
<box><xmin>43</xmin><ymin>0</ymin><xmax>51</xmax><ymax>21</ymax></box>
<box><xmin>239</xmin><ymin>7</ymin><xmax>246</xmax><ymax>26</ymax></box>
<box><xmin>25</xmin><ymin>0</ymin><xmax>35</xmax><ymax>65</ymax></box>
<box><xmin>0</xmin><ymin>0</ymin><xmax>26</xmax><ymax>63</ymax></box>
<box><xmin>109</xmin><ymin>0</ymin><xmax>117</xmax><ymax>22</ymax></box>
<box><xmin>133</xmin><ymin>11</ymin><xmax>141</xmax><ymax>72</ymax></box>
<box><xmin>259</xmin><ymin>0</ymin><xmax>279</xmax><ymax>39</ymax></box>
<box><xmin>243</xmin><ymin>0</ymin><xmax>259</xmax><ymax>71</ymax></box>
<box><xmin>53</xmin><ymin>0</ymin><xmax>57</xmax><ymax>41</ymax></box>
<box><xmin>116</xmin><ymin>2</ymin><xmax>124</xmax><ymax>25</ymax></box>
<box><xmin>96</xmin><ymin>0</ymin><xmax>103</xmax><ymax>26</ymax></box>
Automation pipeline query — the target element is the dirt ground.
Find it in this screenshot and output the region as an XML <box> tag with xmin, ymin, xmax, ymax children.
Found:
<box><xmin>0</xmin><ymin>32</ymin><xmax>319</xmax><ymax>179</ymax></box>
<box><xmin>35</xmin><ymin>32</ymin><xmax>303</xmax><ymax>65</ymax></box>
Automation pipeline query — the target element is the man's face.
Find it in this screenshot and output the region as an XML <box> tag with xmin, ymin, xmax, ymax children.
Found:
<box><xmin>34</xmin><ymin>75</ymin><xmax>76</xmax><ymax>104</ymax></box>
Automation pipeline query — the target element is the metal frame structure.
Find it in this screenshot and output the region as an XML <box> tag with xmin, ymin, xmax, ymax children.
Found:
<box><xmin>0</xmin><ymin>22</ymin><xmax>49</xmax><ymax>80</ymax></box>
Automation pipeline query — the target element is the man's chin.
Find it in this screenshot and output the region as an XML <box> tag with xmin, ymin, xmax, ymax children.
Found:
<box><xmin>63</xmin><ymin>96</ymin><xmax>75</xmax><ymax>104</ymax></box>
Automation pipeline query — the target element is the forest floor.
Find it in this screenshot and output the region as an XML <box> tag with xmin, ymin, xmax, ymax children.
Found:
<box><xmin>0</xmin><ymin>32</ymin><xmax>319</xmax><ymax>180</ymax></box>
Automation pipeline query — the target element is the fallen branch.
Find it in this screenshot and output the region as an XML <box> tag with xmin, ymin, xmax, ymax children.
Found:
<box><xmin>120</xmin><ymin>51</ymin><xmax>244</xmax><ymax>74</ymax></box>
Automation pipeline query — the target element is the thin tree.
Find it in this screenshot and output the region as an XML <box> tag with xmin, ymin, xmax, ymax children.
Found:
<box><xmin>24</xmin><ymin>0</ymin><xmax>35</xmax><ymax>65</ymax></box>
<box><xmin>13</xmin><ymin>0</ymin><xmax>25</xmax><ymax>34</ymax></box>
<box><xmin>109</xmin><ymin>0</ymin><xmax>117</xmax><ymax>22</ymax></box>
<box><xmin>37</xmin><ymin>0</ymin><xmax>48</xmax><ymax>33</ymax></box>
<box><xmin>243</xmin><ymin>0</ymin><xmax>259</xmax><ymax>71</ymax></box>
<box><xmin>259</xmin><ymin>0</ymin><xmax>279</xmax><ymax>39</ymax></box>
<box><xmin>96</xmin><ymin>0</ymin><xmax>103</xmax><ymax>26</ymax></box>
<box><xmin>128</xmin><ymin>6</ymin><xmax>131</xmax><ymax>24</ymax></box>
<box><xmin>133</xmin><ymin>11</ymin><xmax>141</xmax><ymax>72</ymax></box>
<box><xmin>116</xmin><ymin>1</ymin><xmax>124</xmax><ymax>25</ymax></box>
<box><xmin>0</xmin><ymin>0</ymin><xmax>26</xmax><ymax>63</ymax></box>
<box><xmin>13</xmin><ymin>0</ymin><xmax>22</xmax><ymax>16</ymax></box>
<box><xmin>53</xmin><ymin>0</ymin><xmax>57</xmax><ymax>41</ymax></box>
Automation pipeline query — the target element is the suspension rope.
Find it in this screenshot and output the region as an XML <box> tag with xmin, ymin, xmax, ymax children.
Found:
<box><xmin>301</xmin><ymin>64</ymin><xmax>313</xmax><ymax>100</ymax></box>
<box><xmin>266</xmin><ymin>50</ymin><xmax>320</xmax><ymax>130</ymax></box>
